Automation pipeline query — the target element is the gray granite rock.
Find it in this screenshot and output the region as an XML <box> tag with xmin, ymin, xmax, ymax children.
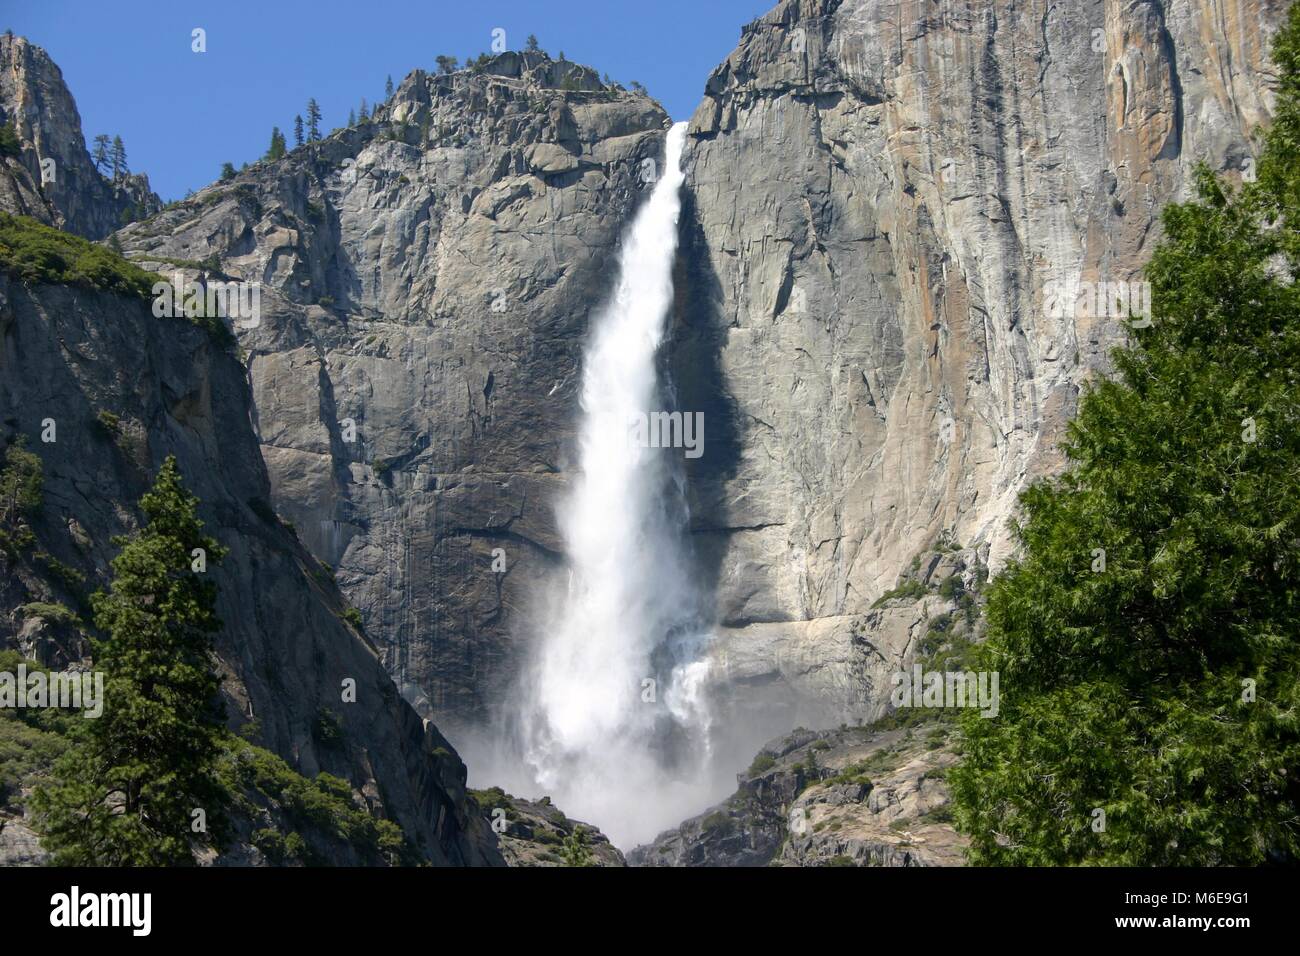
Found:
<box><xmin>0</xmin><ymin>34</ymin><xmax>159</xmax><ymax>237</ymax></box>
<box><xmin>672</xmin><ymin>0</ymin><xmax>1283</xmax><ymax>717</ymax></box>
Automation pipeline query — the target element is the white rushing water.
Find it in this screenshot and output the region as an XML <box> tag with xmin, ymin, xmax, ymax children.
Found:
<box><xmin>514</xmin><ymin>122</ymin><xmax>720</xmax><ymax>848</ymax></box>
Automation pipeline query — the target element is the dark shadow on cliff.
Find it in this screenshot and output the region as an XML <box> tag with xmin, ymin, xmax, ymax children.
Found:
<box><xmin>663</xmin><ymin>177</ymin><xmax>741</xmax><ymax>642</ymax></box>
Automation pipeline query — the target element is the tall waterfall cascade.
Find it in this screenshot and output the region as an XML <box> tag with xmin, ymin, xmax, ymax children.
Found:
<box><xmin>515</xmin><ymin>122</ymin><xmax>720</xmax><ymax>848</ymax></box>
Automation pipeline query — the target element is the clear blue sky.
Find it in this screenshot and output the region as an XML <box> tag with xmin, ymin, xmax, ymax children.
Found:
<box><xmin>7</xmin><ymin>0</ymin><xmax>774</xmax><ymax>201</ymax></box>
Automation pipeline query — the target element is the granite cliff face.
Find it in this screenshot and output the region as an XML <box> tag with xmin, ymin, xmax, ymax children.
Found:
<box><xmin>672</xmin><ymin>0</ymin><xmax>1283</xmax><ymax>725</ymax></box>
<box><xmin>114</xmin><ymin>53</ymin><xmax>669</xmax><ymax>736</ymax></box>
<box><xmin>84</xmin><ymin>0</ymin><xmax>1286</xmax><ymax>811</ymax></box>
<box><xmin>0</xmin><ymin>275</ymin><xmax>499</xmax><ymax>865</ymax></box>
<box><xmin>0</xmin><ymin>34</ymin><xmax>159</xmax><ymax>237</ymax></box>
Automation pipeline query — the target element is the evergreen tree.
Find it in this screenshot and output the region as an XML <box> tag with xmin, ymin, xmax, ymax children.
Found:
<box><xmin>265</xmin><ymin>126</ymin><xmax>286</xmax><ymax>160</ymax></box>
<box><xmin>358</xmin><ymin>99</ymin><xmax>369</xmax><ymax>123</ymax></box>
<box><xmin>0</xmin><ymin>123</ymin><xmax>19</xmax><ymax>158</ymax></box>
<box><xmin>435</xmin><ymin>55</ymin><xmax>458</xmax><ymax>74</ymax></box>
<box><xmin>525</xmin><ymin>34</ymin><xmax>540</xmax><ymax>53</ymax></box>
<box><xmin>31</xmin><ymin>457</ymin><xmax>232</xmax><ymax>865</ymax></box>
<box><xmin>293</xmin><ymin>114</ymin><xmax>304</xmax><ymax>147</ymax></box>
<box><xmin>109</xmin><ymin>135</ymin><xmax>127</xmax><ymax>179</ymax></box>
<box><xmin>348</xmin><ymin>108</ymin><xmax>356</xmax><ymax>128</ymax></box>
<box><xmin>0</xmin><ymin>438</ymin><xmax>42</xmax><ymax>527</ymax></box>
<box><xmin>950</xmin><ymin>5</ymin><xmax>1300</xmax><ymax>866</ymax></box>
<box><xmin>560</xmin><ymin>827</ymin><xmax>593</xmax><ymax>867</ymax></box>
<box><xmin>385</xmin><ymin>74</ymin><xmax>394</xmax><ymax>100</ymax></box>
<box><xmin>91</xmin><ymin>134</ymin><xmax>111</xmax><ymax>174</ymax></box>
<box><xmin>219</xmin><ymin>161</ymin><xmax>236</xmax><ymax>182</ymax></box>
<box><xmin>306</xmin><ymin>99</ymin><xmax>322</xmax><ymax>141</ymax></box>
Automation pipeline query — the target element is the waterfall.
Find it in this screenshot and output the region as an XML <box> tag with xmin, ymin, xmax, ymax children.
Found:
<box><xmin>516</xmin><ymin>121</ymin><xmax>718</xmax><ymax>848</ymax></box>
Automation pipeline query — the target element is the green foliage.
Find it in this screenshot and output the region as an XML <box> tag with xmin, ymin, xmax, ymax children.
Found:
<box><xmin>30</xmin><ymin>456</ymin><xmax>232</xmax><ymax>865</ymax></box>
<box><xmin>217</xmin><ymin>736</ymin><xmax>409</xmax><ymax>865</ymax></box>
<box><xmin>0</xmin><ymin>122</ymin><xmax>20</xmax><ymax>157</ymax></box>
<box><xmin>820</xmin><ymin>760</ymin><xmax>875</xmax><ymax>791</ymax></box>
<box><xmin>560</xmin><ymin>826</ymin><xmax>594</xmax><ymax>866</ymax></box>
<box><xmin>266</xmin><ymin>127</ymin><xmax>287</xmax><ymax>161</ymax></box>
<box><xmin>747</xmin><ymin>753</ymin><xmax>776</xmax><ymax>775</ymax></box>
<box><xmin>17</xmin><ymin>602</ymin><xmax>81</xmax><ymax>627</ymax></box>
<box><xmin>251</xmin><ymin>827</ymin><xmax>287</xmax><ymax>862</ymax></box>
<box><xmin>33</xmin><ymin>552</ymin><xmax>86</xmax><ymax>597</ymax></box>
<box><xmin>313</xmin><ymin>708</ymin><xmax>344</xmax><ymax>749</ymax></box>
<box><xmin>94</xmin><ymin>410</ymin><xmax>121</xmax><ymax>439</ymax></box>
<box><xmin>951</xmin><ymin>6</ymin><xmax>1300</xmax><ymax>866</ymax></box>
<box><xmin>0</xmin><ymin>654</ymin><xmax>76</xmax><ymax>809</ymax></box>
<box><xmin>936</xmin><ymin>529</ymin><xmax>962</xmax><ymax>552</ymax></box>
<box><xmin>871</xmin><ymin>577</ymin><xmax>927</xmax><ymax>608</ymax></box>
<box><xmin>341</xmin><ymin>607</ymin><xmax>365</xmax><ymax>633</ymax></box>
<box><xmin>306</xmin><ymin>100</ymin><xmax>322</xmax><ymax>142</ymax></box>
<box><xmin>468</xmin><ymin>786</ymin><xmax>511</xmax><ymax>815</ymax></box>
<box><xmin>0</xmin><ymin>213</ymin><xmax>154</xmax><ymax>297</ymax></box>
<box><xmin>0</xmin><ymin>438</ymin><xmax>43</xmax><ymax>526</ymax></box>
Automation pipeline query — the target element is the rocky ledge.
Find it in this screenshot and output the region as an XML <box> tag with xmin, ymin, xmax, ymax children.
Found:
<box><xmin>630</xmin><ymin>721</ymin><xmax>965</xmax><ymax>867</ymax></box>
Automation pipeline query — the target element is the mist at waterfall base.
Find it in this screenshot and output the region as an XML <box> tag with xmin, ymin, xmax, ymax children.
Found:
<box><xmin>462</xmin><ymin>123</ymin><xmax>743</xmax><ymax>850</ymax></box>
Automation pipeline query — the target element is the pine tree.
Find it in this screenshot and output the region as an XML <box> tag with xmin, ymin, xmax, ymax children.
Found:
<box><xmin>31</xmin><ymin>457</ymin><xmax>232</xmax><ymax>865</ymax></box>
<box><xmin>348</xmin><ymin>108</ymin><xmax>356</xmax><ymax>127</ymax></box>
<box><xmin>293</xmin><ymin>114</ymin><xmax>304</xmax><ymax>147</ymax></box>
<box><xmin>265</xmin><ymin>127</ymin><xmax>286</xmax><ymax>160</ymax></box>
<box><xmin>358</xmin><ymin>99</ymin><xmax>369</xmax><ymax>123</ymax></box>
<box><xmin>306</xmin><ymin>99</ymin><xmax>322</xmax><ymax>141</ymax></box>
<box><xmin>435</xmin><ymin>55</ymin><xmax>458</xmax><ymax>75</ymax></box>
<box><xmin>525</xmin><ymin>34</ymin><xmax>540</xmax><ymax>53</ymax></box>
<box><xmin>561</xmin><ymin>827</ymin><xmax>593</xmax><ymax>866</ymax></box>
<box><xmin>950</xmin><ymin>4</ymin><xmax>1300</xmax><ymax>866</ymax></box>
<box><xmin>219</xmin><ymin>162</ymin><xmax>236</xmax><ymax>181</ymax></box>
<box><xmin>0</xmin><ymin>438</ymin><xmax>42</xmax><ymax>527</ymax></box>
<box><xmin>109</xmin><ymin>135</ymin><xmax>127</xmax><ymax>179</ymax></box>
<box><xmin>91</xmin><ymin>134</ymin><xmax>111</xmax><ymax>174</ymax></box>
<box><xmin>0</xmin><ymin>123</ymin><xmax>19</xmax><ymax>158</ymax></box>
<box><xmin>385</xmin><ymin>75</ymin><xmax>394</xmax><ymax>100</ymax></box>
